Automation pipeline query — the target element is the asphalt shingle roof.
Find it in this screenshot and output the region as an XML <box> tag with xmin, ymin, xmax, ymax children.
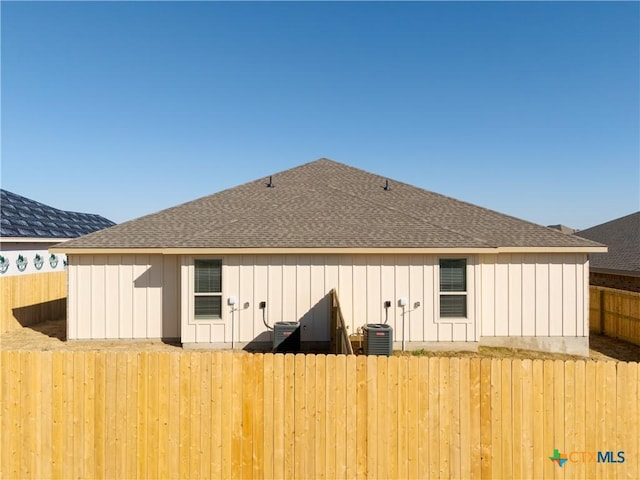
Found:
<box><xmin>575</xmin><ymin>212</ymin><xmax>640</xmax><ymax>274</ymax></box>
<box><xmin>1</xmin><ymin>189</ymin><xmax>115</xmax><ymax>239</ymax></box>
<box><xmin>56</xmin><ymin>159</ymin><xmax>602</xmax><ymax>250</ymax></box>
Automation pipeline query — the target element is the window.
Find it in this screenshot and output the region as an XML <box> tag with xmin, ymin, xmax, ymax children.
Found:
<box><xmin>439</xmin><ymin>259</ymin><xmax>467</xmax><ymax>318</ymax></box>
<box><xmin>194</xmin><ymin>259</ymin><xmax>222</xmax><ymax>319</ymax></box>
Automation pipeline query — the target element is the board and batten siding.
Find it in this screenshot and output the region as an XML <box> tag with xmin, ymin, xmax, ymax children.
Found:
<box><xmin>67</xmin><ymin>255</ymin><xmax>180</xmax><ymax>340</ymax></box>
<box><xmin>478</xmin><ymin>253</ymin><xmax>589</xmax><ymax>338</ymax></box>
<box><xmin>181</xmin><ymin>254</ymin><xmax>479</xmax><ymax>345</ymax></box>
<box><xmin>66</xmin><ymin>252</ymin><xmax>589</xmax><ymax>345</ymax></box>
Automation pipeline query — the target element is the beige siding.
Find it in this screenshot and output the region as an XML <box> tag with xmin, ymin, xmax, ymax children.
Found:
<box><xmin>478</xmin><ymin>253</ymin><xmax>588</xmax><ymax>338</ymax></box>
<box><xmin>68</xmin><ymin>253</ymin><xmax>589</xmax><ymax>345</ymax></box>
<box><xmin>181</xmin><ymin>255</ymin><xmax>478</xmax><ymax>345</ymax></box>
<box><xmin>67</xmin><ymin>255</ymin><xmax>180</xmax><ymax>340</ymax></box>
<box><xmin>162</xmin><ymin>256</ymin><xmax>180</xmax><ymax>338</ymax></box>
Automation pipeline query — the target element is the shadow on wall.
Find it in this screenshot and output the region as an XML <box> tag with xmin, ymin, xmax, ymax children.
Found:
<box><xmin>242</xmin><ymin>292</ymin><xmax>332</xmax><ymax>354</ymax></box>
<box><xmin>12</xmin><ymin>299</ymin><xmax>66</xmax><ymax>330</ymax></box>
<box><xmin>133</xmin><ymin>263</ymin><xmax>163</xmax><ymax>289</ymax></box>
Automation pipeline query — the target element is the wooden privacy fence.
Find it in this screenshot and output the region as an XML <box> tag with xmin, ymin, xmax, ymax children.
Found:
<box><xmin>0</xmin><ymin>271</ymin><xmax>67</xmax><ymax>334</ymax></box>
<box><xmin>330</xmin><ymin>288</ymin><xmax>354</xmax><ymax>355</ymax></box>
<box><xmin>1</xmin><ymin>351</ymin><xmax>638</xmax><ymax>480</ymax></box>
<box><xmin>590</xmin><ymin>286</ymin><xmax>640</xmax><ymax>346</ymax></box>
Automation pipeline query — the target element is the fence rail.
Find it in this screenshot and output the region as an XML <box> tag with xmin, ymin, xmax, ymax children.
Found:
<box><xmin>0</xmin><ymin>272</ymin><xmax>66</xmax><ymax>334</ymax></box>
<box><xmin>590</xmin><ymin>285</ymin><xmax>640</xmax><ymax>346</ymax></box>
<box><xmin>329</xmin><ymin>288</ymin><xmax>353</xmax><ymax>355</ymax></box>
<box><xmin>0</xmin><ymin>350</ymin><xmax>638</xmax><ymax>479</ymax></box>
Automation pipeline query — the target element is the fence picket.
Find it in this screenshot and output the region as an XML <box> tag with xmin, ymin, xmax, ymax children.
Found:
<box><xmin>83</xmin><ymin>352</ymin><xmax>96</xmax><ymax>480</ymax></box>
<box><xmin>231</xmin><ymin>353</ymin><xmax>244</xmax><ymax>480</ymax></box>
<box><xmin>304</xmin><ymin>353</ymin><xmax>316</xmax><ymax>480</ymax></box>
<box><xmin>627</xmin><ymin>362</ymin><xmax>639</xmax><ymax>480</ymax></box>
<box><xmin>262</xmin><ymin>353</ymin><xmax>274</xmax><ymax>480</ymax></box>
<box><xmin>252</xmin><ymin>353</ymin><xmax>264</xmax><ymax>480</ymax></box>
<box><xmin>407</xmin><ymin>356</ymin><xmax>420</xmax><ymax>480</ymax></box>
<box><xmin>272</xmin><ymin>353</ymin><xmax>284</xmax><ymax>480</ymax></box>
<box><xmin>449</xmin><ymin>357</ymin><xmax>461</xmax><ymax>480</ymax></box>
<box><xmin>417</xmin><ymin>357</ymin><xmax>430</xmax><ymax>479</ymax></box>
<box><xmin>345</xmin><ymin>354</ymin><xmax>358</xmax><ymax>479</ymax></box>
<box><xmin>531</xmin><ymin>360</ymin><xmax>544</xmax><ymax>479</ymax></box>
<box><xmin>241</xmin><ymin>352</ymin><xmax>255</xmax><ymax>480</ymax></box>
<box><xmin>283</xmin><ymin>354</ymin><xmax>295</xmax><ymax>480</ymax></box>
<box><xmin>468</xmin><ymin>358</ymin><xmax>482</xmax><ymax>480</ymax></box>
<box><xmin>428</xmin><ymin>357</ymin><xmax>441</xmax><ymax>478</ymax></box>
<box><xmin>335</xmin><ymin>354</ymin><xmax>348</xmax><ymax>479</ymax></box>
<box><xmin>147</xmin><ymin>352</ymin><xmax>160</xmax><ymax>480</ymax></box>
<box><xmin>356</xmin><ymin>355</ymin><xmax>368</xmax><ymax>480</ymax></box>
<box><xmin>136</xmin><ymin>352</ymin><xmax>148</xmax><ymax>480</ymax></box>
<box><xmin>326</xmin><ymin>353</ymin><xmax>339</xmax><ymax>479</ymax></box>
<box><xmin>167</xmin><ymin>352</ymin><xmax>181</xmax><ymax>479</ymax></box>
<box><xmin>39</xmin><ymin>351</ymin><xmax>52</xmax><ymax>480</ymax></box>
<box><xmin>584</xmin><ymin>361</ymin><xmax>597</xmax><ymax>480</ymax></box>
<box><xmin>157</xmin><ymin>352</ymin><xmax>170</xmax><ymax>480</ymax></box>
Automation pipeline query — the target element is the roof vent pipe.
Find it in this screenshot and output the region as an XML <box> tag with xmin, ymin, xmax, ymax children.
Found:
<box><xmin>384</xmin><ymin>179</ymin><xmax>391</xmax><ymax>191</ymax></box>
<box><xmin>267</xmin><ymin>175</ymin><xmax>275</xmax><ymax>188</ymax></box>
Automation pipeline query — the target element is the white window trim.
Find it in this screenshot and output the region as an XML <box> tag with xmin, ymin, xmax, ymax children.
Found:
<box><xmin>436</xmin><ymin>256</ymin><xmax>471</xmax><ymax>324</ymax></box>
<box><xmin>193</xmin><ymin>258</ymin><xmax>224</xmax><ymax>322</ymax></box>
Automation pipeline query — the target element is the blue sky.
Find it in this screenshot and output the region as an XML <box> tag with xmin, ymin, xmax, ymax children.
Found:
<box><xmin>2</xmin><ymin>1</ymin><xmax>638</xmax><ymax>230</ymax></box>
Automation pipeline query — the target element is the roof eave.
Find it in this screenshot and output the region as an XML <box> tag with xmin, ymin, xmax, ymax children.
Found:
<box><xmin>51</xmin><ymin>245</ymin><xmax>608</xmax><ymax>255</ymax></box>
<box><xmin>590</xmin><ymin>267</ymin><xmax>640</xmax><ymax>278</ymax></box>
<box><xmin>2</xmin><ymin>237</ymin><xmax>73</xmax><ymax>244</ymax></box>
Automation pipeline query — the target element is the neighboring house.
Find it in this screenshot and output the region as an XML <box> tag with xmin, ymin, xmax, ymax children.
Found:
<box><xmin>0</xmin><ymin>189</ymin><xmax>115</xmax><ymax>277</ymax></box>
<box><xmin>574</xmin><ymin>212</ymin><xmax>640</xmax><ymax>293</ymax></box>
<box><xmin>52</xmin><ymin>159</ymin><xmax>605</xmax><ymax>355</ymax></box>
<box><xmin>547</xmin><ymin>224</ymin><xmax>577</xmax><ymax>235</ymax></box>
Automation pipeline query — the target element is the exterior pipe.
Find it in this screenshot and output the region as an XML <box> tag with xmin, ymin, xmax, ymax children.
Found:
<box><xmin>402</xmin><ymin>305</ymin><xmax>406</xmax><ymax>351</ymax></box>
<box><xmin>231</xmin><ymin>309</ymin><xmax>235</xmax><ymax>350</ymax></box>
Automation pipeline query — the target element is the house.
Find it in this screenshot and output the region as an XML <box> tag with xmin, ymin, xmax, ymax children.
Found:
<box><xmin>574</xmin><ymin>211</ymin><xmax>640</xmax><ymax>293</ymax></box>
<box><xmin>0</xmin><ymin>189</ymin><xmax>115</xmax><ymax>333</ymax></box>
<box><xmin>51</xmin><ymin>159</ymin><xmax>605</xmax><ymax>355</ymax></box>
<box><xmin>0</xmin><ymin>189</ymin><xmax>115</xmax><ymax>276</ymax></box>
<box><xmin>547</xmin><ymin>224</ymin><xmax>577</xmax><ymax>235</ymax></box>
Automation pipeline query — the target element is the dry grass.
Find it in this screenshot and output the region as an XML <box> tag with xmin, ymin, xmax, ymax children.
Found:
<box><xmin>395</xmin><ymin>346</ymin><xmax>590</xmax><ymax>361</ymax></box>
<box><xmin>1</xmin><ymin>318</ymin><xmax>638</xmax><ymax>362</ymax></box>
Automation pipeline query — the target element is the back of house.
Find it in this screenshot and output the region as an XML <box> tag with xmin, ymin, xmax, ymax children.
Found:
<box><xmin>52</xmin><ymin>159</ymin><xmax>605</xmax><ymax>355</ymax></box>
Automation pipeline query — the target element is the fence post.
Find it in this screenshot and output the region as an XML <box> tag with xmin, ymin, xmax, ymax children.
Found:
<box><xmin>599</xmin><ymin>289</ymin><xmax>605</xmax><ymax>335</ymax></box>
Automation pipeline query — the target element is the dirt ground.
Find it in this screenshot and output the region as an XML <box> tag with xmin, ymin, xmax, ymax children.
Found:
<box><xmin>1</xmin><ymin>318</ymin><xmax>639</xmax><ymax>362</ymax></box>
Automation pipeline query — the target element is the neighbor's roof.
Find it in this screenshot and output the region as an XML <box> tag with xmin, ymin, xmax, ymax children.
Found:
<box><xmin>54</xmin><ymin>159</ymin><xmax>604</xmax><ymax>252</ymax></box>
<box><xmin>1</xmin><ymin>189</ymin><xmax>115</xmax><ymax>239</ymax></box>
<box><xmin>575</xmin><ymin>212</ymin><xmax>640</xmax><ymax>275</ymax></box>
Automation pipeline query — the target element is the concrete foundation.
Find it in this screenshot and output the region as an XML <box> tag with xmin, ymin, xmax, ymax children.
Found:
<box><xmin>479</xmin><ymin>336</ymin><xmax>589</xmax><ymax>357</ymax></box>
<box><xmin>395</xmin><ymin>341</ymin><xmax>480</xmax><ymax>352</ymax></box>
<box><xmin>182</xmin><ymin>340</ymin><xmax>329</xmax><ymax>353</ymax></box>
<box><xmin>183</xmin><ymin>337</ymin><xmax>589</xmax><ymax>357</ymax></box>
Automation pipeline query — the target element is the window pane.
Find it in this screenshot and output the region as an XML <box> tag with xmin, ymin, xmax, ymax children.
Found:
<box><xmin>440</xmin><ymin>295</ymin><xmax>467</xmax><ymax>318</ymax></box>
<box><xmin>440</xmin><ymin>259</ymin><xmax>466</xmax><ymax>292</ymax></box>
<box><xmin>195</xmin><ymin>260</ymin><xmax>221</xmax><ymax>293</ymax></box>
<box><xmin>195</xmin><ymin>296</ymin><xmax>222</xmax><ymax>319</ymax></box>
